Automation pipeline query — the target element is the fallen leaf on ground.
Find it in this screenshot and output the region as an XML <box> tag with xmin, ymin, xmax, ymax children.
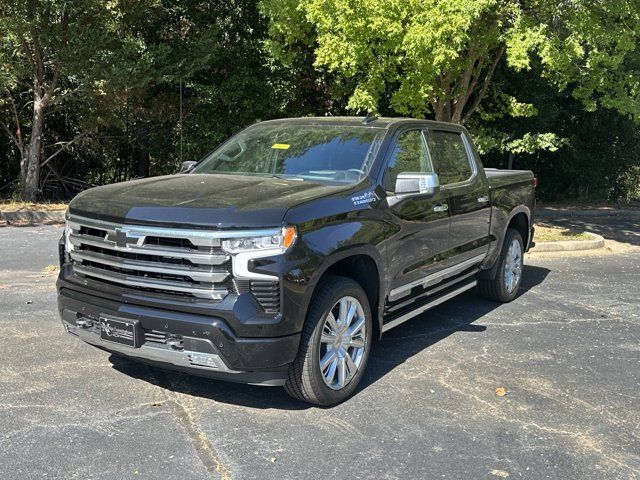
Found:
<box><xmin>495</xmin><ymin>387</ymin><xmax>506</xmax><ymax>397</ymax></box>
<box><xmin>41</xmin><ymin>265</ymin><xmax>59</xmax><ymax>276</ymax></box>
<box><xmin>490</xmin><ymin>469</ymin><xmax>509</xmax><ymax>478</ymax></box>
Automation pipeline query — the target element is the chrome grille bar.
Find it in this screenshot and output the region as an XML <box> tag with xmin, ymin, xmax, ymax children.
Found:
<box><xmin>69</xmin><ymin>250</ymin><xmax>230</xmax><ymax>283</ymax></box>
<box><xmin>66</xmin><ymin>215</ymin><xmax>234</xmax><ymax>301</ymax></box>
<box><xmin>73</xmin><ymin>265</ymin><xmax>228</xmax><ymax>300</ymax></box>
<box><xmin>68</xmin><ymin>233</ymin><xmax>229</xmax><ymax>265</ymax></box>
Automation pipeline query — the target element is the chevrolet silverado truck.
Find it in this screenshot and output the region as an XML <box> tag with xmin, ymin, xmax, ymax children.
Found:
<box><xmin>57</xmin><ymin>117</ymin><xmax>535</xmax><ymax>405</ymax></box>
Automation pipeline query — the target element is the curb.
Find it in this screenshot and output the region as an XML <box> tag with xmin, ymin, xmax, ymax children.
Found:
<box><xmin>529</xmin><ymin>232</ymin><xmax>605</xmax><ymax>253</ymax></box>
<box><xmin>1</xmin><ymin>210</ymin><xmax>66</xmax><ymax>223</ymax></box>
<box><xmin>536</xmin><ymin>209</ymin><xmax>640</xmax><ymax>219</ymax></box>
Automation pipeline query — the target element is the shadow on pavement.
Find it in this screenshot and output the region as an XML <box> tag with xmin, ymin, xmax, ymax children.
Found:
<box><xmin>109</xmin><ymin>264</ymin><xmax>550</xmax><ymax>410</ymax></box>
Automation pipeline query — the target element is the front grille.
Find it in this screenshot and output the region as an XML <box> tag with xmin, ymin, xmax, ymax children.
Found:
<box><xmin>66</xmin><ymin>216</ymin><xmax>232</xmax><ymax>301</ymax></box>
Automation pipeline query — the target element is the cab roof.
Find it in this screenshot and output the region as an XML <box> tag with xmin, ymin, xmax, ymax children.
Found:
<box><xmin>255</xmin><ymin>116</ymin><xmax>460</xmax><ymax>130</ymax></box>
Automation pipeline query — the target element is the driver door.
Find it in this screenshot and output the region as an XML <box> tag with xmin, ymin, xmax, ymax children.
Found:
<box><xmin>383</xmin><ymin>129</ymin><xmax>451</xmax><ymax>305</ymax></box>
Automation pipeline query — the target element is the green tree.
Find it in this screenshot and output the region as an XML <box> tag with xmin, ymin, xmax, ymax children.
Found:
<box><xmin>99</xmin><ymin>0</ymin><xmax>278</xmax><ymax>178</ymax></box>
<box><xmin>0</xmin><ymin>0</ymin><xmax>278</xmax><ymax>199</ymax></box>
<box><xmin>262</xmin><ymin>0</ymin><xmax>640</xmax><ymax>124</ymax></box>
<box><xmin>478</xmin><ymin>62</ymin><xmax>640</xmax><ymax>202</ymax></box>
<box><xmin>0</xmin><ymin>0</ymin><xmax>121</xmax><ymax>201</ymax></box>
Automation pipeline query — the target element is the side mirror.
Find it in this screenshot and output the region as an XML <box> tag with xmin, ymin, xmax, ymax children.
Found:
<box><xmin>394</xmin><ymin>172</ymin><xmax>439</xmax><ymax>196</ymax></box>
<box><xmin>179</xmin><ymin>161</ymin><xmax>197</xmax><ymax>173</ymax></box>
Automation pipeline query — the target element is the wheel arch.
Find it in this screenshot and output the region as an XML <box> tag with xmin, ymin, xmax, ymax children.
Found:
<box><xmin>480</xmin><ymin>205</ymin><xmax>531</xmax><ymax>280</ymax></box>
<box><xmin>507</xmin><ymin>209</ymin><xmax>531</xmax><ymax>250</ymax></box>
<box><xmin>304</xmin><ymin>247</ymin><xmax>385</xmax><ymax>339</ymax></box>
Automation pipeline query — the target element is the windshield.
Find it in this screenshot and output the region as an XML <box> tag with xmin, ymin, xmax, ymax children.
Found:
<box><xmin>192</xmin><ymin>123</ymin><xmax>384</xmax><ymax>184</ymax></box>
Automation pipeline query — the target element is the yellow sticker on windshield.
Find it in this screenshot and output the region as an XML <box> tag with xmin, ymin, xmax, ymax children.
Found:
<box><xmin>272</xmin><ymin>143</ymin><xmax>291</xmax><ymax>150</ymax></box>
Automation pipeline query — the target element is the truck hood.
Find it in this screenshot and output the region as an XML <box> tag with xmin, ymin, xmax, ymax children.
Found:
<box><xmin>68</xmin><ymin>174</ymin><xmax>351</xmax><ymax>228</ymax></box>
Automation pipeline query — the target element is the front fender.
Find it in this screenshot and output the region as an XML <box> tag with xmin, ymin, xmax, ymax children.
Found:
<box><xmin>283</xmin><ymin>216</ymin><xmax>392</xmax><ymax>334</ymax></box>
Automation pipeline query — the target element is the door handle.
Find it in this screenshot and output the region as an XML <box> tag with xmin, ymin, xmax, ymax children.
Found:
<box><xmin>477</xmin><ymin>195</ymin><xmax>489</xmax><ymax>203</ymax></box>
<box><xmin>433</xmin><ymin>204</ymin><xmax>448</xmax><ymax>212</ymax></box>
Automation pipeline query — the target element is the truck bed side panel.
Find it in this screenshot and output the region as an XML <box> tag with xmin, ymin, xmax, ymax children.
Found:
<box><xmin>482</xmin><ymin>169</ymin><xmax>535</xmax><ymax>271</ymax></box>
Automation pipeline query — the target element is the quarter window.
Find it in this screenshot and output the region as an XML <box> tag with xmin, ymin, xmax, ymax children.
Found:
<box><xmin>386</xmin><ymin>130</ymin><xmax>432</xmax><ymax>187</ymax></box>
<box><xmin>426</xmin><ymin>131</ymin><xmax>472</xmax><ymax>185</ymax></box>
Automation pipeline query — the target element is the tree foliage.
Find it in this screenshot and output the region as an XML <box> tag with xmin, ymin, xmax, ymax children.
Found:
<box><xmin>0</xmin><ymin>0</ymin><xmax>122</xmax><ymax>200</ymax></box>
<box><xmin>262</xmin><ymin>0</ymin><xmax>640</xmax><ymax>124</ymax></box>
<box><xmin>0</xmin><ymin>0</ymin><xmax>638</xmax><ymax>204</ymax></box>
<box><xmin>0</xmin><ymin>0</ymin><xmax>278</xmax><ymax>200</ymax></box>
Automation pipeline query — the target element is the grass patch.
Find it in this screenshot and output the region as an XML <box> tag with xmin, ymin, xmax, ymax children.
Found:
<box><xmin>0</xmin><ymin>201</ymin><xmax>68</xmax><ymax>212</ymax></box>
<box><xmin>535</xmin><ymin>225</ymin><xmax>592</xmax><ymax>242</ymax></box>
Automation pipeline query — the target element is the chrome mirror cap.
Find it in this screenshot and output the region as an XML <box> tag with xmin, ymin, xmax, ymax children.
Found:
<box><xmin>394</xmin><ymin>172</ymin><xmax>440</xmax><ymax>196</ymax></box>
<box><xmin>179</xmin><ymin>161</ymin><xmax>198</xmax><ymax>173</ymax></box>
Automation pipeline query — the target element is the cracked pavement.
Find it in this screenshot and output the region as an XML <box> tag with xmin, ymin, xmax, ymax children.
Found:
<box><xmin>0</xmin><ymin>224</ymin><xmax>639</xmax><ymax>479</ymax></box>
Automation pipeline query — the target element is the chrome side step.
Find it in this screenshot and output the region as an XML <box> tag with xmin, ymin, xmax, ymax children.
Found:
<box><xmin>381</xmin><ymin>280</ymin><xmax>477</xmax><ymax>333</ymax></box>
<box><xmin>388</xmin><ymin>254</ymin><xmax>484</xmax><ymax>301</ymax></box>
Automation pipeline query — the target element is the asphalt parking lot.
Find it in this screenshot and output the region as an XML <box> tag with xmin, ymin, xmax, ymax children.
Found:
<box><xmin>1</xmin><ymin>224</ymin><xmax>639</xmax><ymax>479</ymax></box>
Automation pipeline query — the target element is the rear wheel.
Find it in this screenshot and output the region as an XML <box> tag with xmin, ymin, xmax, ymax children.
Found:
<box><xmin>284</xmin><ymin>276</ymin><xmax>372</xmax><ymax>406</ymax></box>
<box><xmin>478</xmin><ymin>228</ymin><xmax>524</xmax><ymax>302</ymax></box>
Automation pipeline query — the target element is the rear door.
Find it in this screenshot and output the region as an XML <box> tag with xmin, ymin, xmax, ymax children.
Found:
<box><xmin>425</xmin><ymin>128</ymin><xmax>491</xmax><ymax>264</ymax></box>
<box><xmin>383</xmin><ymin>128</ymin><xmax>451</xmax><ymax>303</ymax></box>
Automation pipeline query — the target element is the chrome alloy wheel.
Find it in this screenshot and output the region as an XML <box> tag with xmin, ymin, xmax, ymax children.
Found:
<box><xmin>319</xmin><ymin>296</ymin><xmax>367</xmax><ymax>390</ymax></box>
<box><xmin>504</xmin><ymin>238</ymin><xmax>523</xmax><ymax>293</ymax></box>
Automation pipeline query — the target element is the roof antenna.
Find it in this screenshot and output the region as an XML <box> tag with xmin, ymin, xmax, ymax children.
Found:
<box><xmin>179</xmin><ymin>79</ymin><xmax>183</xmax><ymax>162</ymax></box>
<box><xmin>363</xmin><ymin>111</ymin><xmax>378</xmax><ymax>124</ymax></box>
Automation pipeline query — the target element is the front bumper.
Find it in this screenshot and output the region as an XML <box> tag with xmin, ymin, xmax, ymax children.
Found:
<box><xmin>58</xmin><ymin>286</ymin><xmax>300</xmax><ymax>386</ymax></box>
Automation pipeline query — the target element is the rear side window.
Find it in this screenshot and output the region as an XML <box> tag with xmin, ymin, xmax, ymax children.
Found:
<box><xmin>426</xmin><ymin>131</ymin><xmax>473</xmax><ymax>185</ymax></box>
<box><xmin>386</xmin><ymin>130</ymin><xmax>432</xmax><ymax>186</ymax></box>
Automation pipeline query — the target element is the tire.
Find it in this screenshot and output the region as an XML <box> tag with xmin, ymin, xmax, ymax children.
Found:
<box><xmin>284</xmin><ymin>276</ymin><xmax>373</xmax><ymax>406</ymax></box>
<box><xmin>478</xmin><ymin>228</ymin><xmax>524</xmax><ymax>303</ymax></box>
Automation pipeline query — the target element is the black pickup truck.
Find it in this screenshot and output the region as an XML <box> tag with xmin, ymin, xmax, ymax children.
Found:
<box><xmin>57</xmin><ymin>117</ymin><xmax>535</xmax><ymax>405</ymax></box>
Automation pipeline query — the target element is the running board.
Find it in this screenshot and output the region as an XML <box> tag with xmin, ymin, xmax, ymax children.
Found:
<box><xmin>381</xmin><ymin>280</ymin><xmax>477</xmax><ymax>333</ymax></box>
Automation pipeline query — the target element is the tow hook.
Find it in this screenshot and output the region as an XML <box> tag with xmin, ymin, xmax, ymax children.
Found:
<box><xmin>166</xmin><ymin>335</ymin><xmax>184</xmax><ymax>350</ymax></box>
<box><xmin>75</xmin><ymin>317</ymin><xmax>93</xmax><ymax>329</ymax></box>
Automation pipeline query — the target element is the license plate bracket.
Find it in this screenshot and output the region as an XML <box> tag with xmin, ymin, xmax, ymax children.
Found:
<box><xmin>99</xmin><ymin>316</ymin><xmax>140</xmax><ymax>348</ymax></box>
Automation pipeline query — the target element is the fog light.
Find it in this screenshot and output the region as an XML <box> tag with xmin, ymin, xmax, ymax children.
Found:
<box><xmin>187</xmin><ymin>352</ymin><xmax>219</xmax><ymax>369</ymax></box>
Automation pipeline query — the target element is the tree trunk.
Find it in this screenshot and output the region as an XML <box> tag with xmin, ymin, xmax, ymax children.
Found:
<box><xmin>135</xmin><ymin>122</ymin><xmax>150</xmax><ymax>178</ymax></box>
<box><xmin>22</xmin><ymin>104</ymin><xmax>44</xmax><ymax>202</ymax></box>
<box><xmin>433</xmin><ymin>100</ymin><xmax>454</xmax><ymax>123</ymax></box>
<box><xmin>19</xmin><ymin>151</ymin><xmax>28</xmax><ymax>193</ymax></box>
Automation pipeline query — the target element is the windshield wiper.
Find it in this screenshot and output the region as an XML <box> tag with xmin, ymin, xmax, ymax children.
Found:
<box><xmin>271</xmin><ymin>174</ymin><xmax>305</xmax><ymax>181</ymax></box>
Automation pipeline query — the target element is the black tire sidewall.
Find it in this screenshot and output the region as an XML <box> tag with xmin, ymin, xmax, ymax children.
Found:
<box><xmin>308</xmin><ymin>278</ymin><xmax>373</xmax><ymax>405</ymax></box>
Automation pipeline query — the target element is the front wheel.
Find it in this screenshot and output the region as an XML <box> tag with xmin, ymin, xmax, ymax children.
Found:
<box><xmin>284</xmin><ymin>276</ymin><xmax>372</xmax><ymax>406</ymax></box>
<box><xmin>478</xmin><ymin>228</ymin><xmax>524</xmax><ymax>302</ymax></box>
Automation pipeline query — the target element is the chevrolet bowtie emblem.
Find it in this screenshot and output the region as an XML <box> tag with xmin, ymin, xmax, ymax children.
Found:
<box><xmin>106</xmin><ymin>228</ymin><xmax>144</xmax><ymax>248</ymax></box>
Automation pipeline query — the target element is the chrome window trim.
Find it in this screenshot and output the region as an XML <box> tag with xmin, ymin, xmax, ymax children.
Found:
<box><xmin>425</xmin><ymin>130</ymin><xmax>478</xmax><ymax>190</ymax></box>
<box><xmin>383</xmin><ymin>128</ymin><xmax>435</xmax><ymax>190</ymax></box>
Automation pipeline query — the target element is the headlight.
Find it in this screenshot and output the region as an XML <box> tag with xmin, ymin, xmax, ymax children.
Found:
<box><xmin>221</xmin><ymin>226</ymin><xmax>297</xmax><ymax>255</ymax></box>
<box><xmin>64</xmin><ymin>219</ymin><xmax>74</xmax><ymax>253</ymax></box>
